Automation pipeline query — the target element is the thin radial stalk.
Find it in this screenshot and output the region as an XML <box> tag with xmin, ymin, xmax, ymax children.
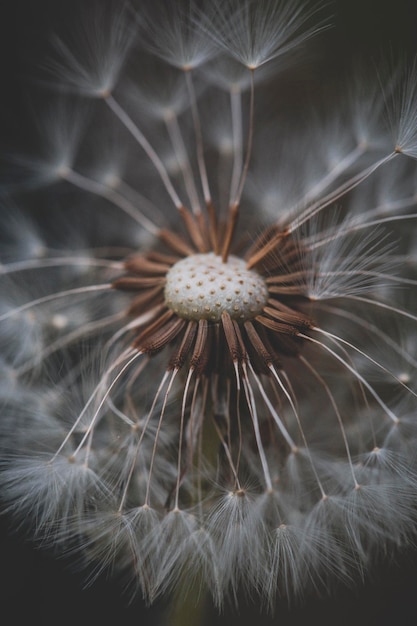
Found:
<box><xmin>223</xmin><ymin>379</ymin><xmax>234</xmax><ymax>468</ymax></box>
<box><xmin>126</xmin><ymin>354</ymin><xmax>151</xmax><ymax>402</ymax></box>
<box><xmin>118</xmin><ymin>369</ymin><xmax>171</xmax><ymax>511</ymax></box>
<box><xmin>242</xmin><ymin>364</ymin><xmax>273</xmax><ymax>491</ymax></box>
<box><xmin>0</xmin><ymin>257</ymin><xmax>123</xmax><ymax>276</ymax></box>
<box><xmin>174</xmin><ymin>367</ymin><xmax>194</xmax><ymax>510</ymax></box>
<box><xmin>210</xmin><ymin>412</ymin><xmax>242</xmax><ymax>490</ymax></box>
<box><xmin>72</xmin><ymin>351</ymin><xmax>144</xmax><ymax>456</ymax></box>
<box><xmin>165</xmin><ymin>112</ymin><xmax>202</xmax><ymax>215</ymax></box>
<box><xmin>269</xmin><ymin>364</ymin><xmax>301</xmax><ymax>421</ymax></box>
<box><xmin>299</xmin><ymin>355</ymin><xmax>359</xmax><ymax>488</ymax></box>
<box><xmin>279</xmin><ymin>265</ymin><xmax>412</xmax><ymax>293</ymax></box>
<box><xmin>183</xmin><ymin>377</ymin><xmax>204</xmax><ymax>494</ymax></box>
<box><xmin>300</xmin><ymin>333</ymin><xmax>399</xmax><ymax>423</ymax></box>
<box><xmin>117</xmin><ymin>180</ymin><xmax>166</xmax><ymax>225</ymax></box>
<box><xmin>195</xmin><ymin>377</ymin><xmax>208</xmax><ymax>514</ymax></box>
<box><xmin>313</xmin><ymin>327</ymin><xmax>417</xmax><ymax>397</ymax></box>
<box><xmin>184</xmin><ymin>70</ymin><xmax>211</xmax><ymax>206</ymax></box>
<box><xmin>311</xmin><ymin>269</ymin><xmax>417</xmax><ymax>287</ymax></box>
<box><xmin>0</xmin><ymin>283</ymin><xmax>112</xmax><ymax>323</ymax></box>
<box><xmin>359</xmin><ymin>272</ymin><xmax>417</xmax><ymax>287</ymax></box>
<box><xmin>248</xmin><ymin>364</ymin><xmax>297</xmax><ymax>451</ymax></box>
<box><xmin>288</xmin><ymin>152</ymin><xmax>397</xmax><ymax>233</ymax></box>
<box><xmin>318</xmin><ymin>323</ymin><xmax>372</xmax><ymax>417</ymax></box>
<box><xmin>52</xmin><ymin>348</ymin><xmax>102</xmax><ymax>392</ymax></box>
<box><xmin>307</xmin><ymin>213</ymin><xmax>417</xmax><ymax>251</ymax></box>
<box><xmin>317</xmin><ymin>302</ymin><xmax>417</xmax><ymax>369</ymax></box>
<box><xmin>213</xmin><ymin>372</ymin><xmax>243</xmax><ymax>479</ymax></box>
<box><xmin>145</xmin><ymin>369</ymin><xmax>179</xmax><ymax>507</ymax></box>
<box><xmin>345</xmin><ymin>295</ymin><xmax>417</xmax><ymax>323</ymax></box>
<box><xmin>289</xmin><ymin>143</ymin><xmax>367</xmax><ymax>215</ymax></box>
<box><xmin>266</xmin><ymin>363</ymin><xmax>329</xmax><ymax>496</ymax></box>
<box><xmin>105</xmin><ymin>94</ymin><xmax>184</xmax><ymax>210</ymax></box>
<box><xmin>225</xmin><ymin>354</ymin><xmax>244</xmax><ymax>479</ymax></box>
<box><xmin>221</xmin><ymin>71</ymin><xmax>255</xmax><ymax>262</ymax></box>
<box><xmin>278</xmin><ymin>369</ymin><xmax>299</xmax><ymax>413</ymax></box>
<box><xmin>232</xmin><ymin>69</ymin><xmax>255</xmax><ymax>208</ymax></box>
<box><xmin>101</xmin><ymin>305</ymin><xmax>165</xmax><ymax>355</ymax></box>
<box><xmin>76</xmin><ymin>428</ymin><xmax>96</xmax><ymax>471</ymax></box>
<box><xmin>16</xmin><ymin>312</ymin><xmax>125</xmax><ymax>376</ymax></box>
<box><xmin>51</xmin><ymin>347</ymin><xmax>140</xmax><ymax>460</ymax></box>
<box><xmin>229</xmin><ymin>86</ymin><xmax>243</xmax><ymax>206</ymax></box>
<box><xmin>125</xmin><ymin>358</ymin><xmax>150</xmax><ymax>421</ymax></box>
<box><xmin>106</xmin><ymin>396</ymin><xmax>135</xmax><ymax>427</ymax></box>
<box><xmin>186</xmin><ymin>376</ymin><xmax>202</xmax><ymax>468</ymax></box>
<box><xmin>234</xmin><ymin>377</ymin><xmax>244</xmax><ymax>478</ymax></box>
<box><xmin>61</xmin><ymin>168</ymin><xmax>159</xmax><ymax>235</ymax></box>
<box><xmin>355</xmin><ymin>195</ymin><xmax>417</xmax><ymax>220</ymax></box>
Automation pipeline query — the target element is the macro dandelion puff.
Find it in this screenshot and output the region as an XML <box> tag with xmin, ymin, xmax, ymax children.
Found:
<box><xmin>2</xmin><ymin>0</ymin><xmax>417</xmax><ymax>615</ymax></box>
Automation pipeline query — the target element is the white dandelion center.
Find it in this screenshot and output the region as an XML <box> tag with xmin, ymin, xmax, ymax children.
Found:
<box><xmin>164</xmin><ymin>252</ymin><xmax>268</xmax><ymax>321</ymax></box>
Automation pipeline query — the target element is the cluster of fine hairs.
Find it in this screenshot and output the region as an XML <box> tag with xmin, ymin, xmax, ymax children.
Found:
<box><xmin>1</xmin><ymin>0</ymin><xmax>417</xmax><ymax>612</ymax></box>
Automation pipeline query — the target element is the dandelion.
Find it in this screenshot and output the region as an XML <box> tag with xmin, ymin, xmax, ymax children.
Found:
<box><xmin>1</xmin><ymin>0</ymin><xmax>417</xmax><ymax>617</ymax></box>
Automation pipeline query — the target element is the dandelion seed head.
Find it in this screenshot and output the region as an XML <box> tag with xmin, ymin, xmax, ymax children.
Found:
<box><xmin>1</xmin><ymin>0</ymin><xmax>417</xmax><ymax>614</ymax></box>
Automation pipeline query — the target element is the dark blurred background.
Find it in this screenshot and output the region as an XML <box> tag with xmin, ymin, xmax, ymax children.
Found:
<box><xmin>0</xmin><ymin>1</ymin><xmax>417</xmax><ymax>624</ymax></box>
